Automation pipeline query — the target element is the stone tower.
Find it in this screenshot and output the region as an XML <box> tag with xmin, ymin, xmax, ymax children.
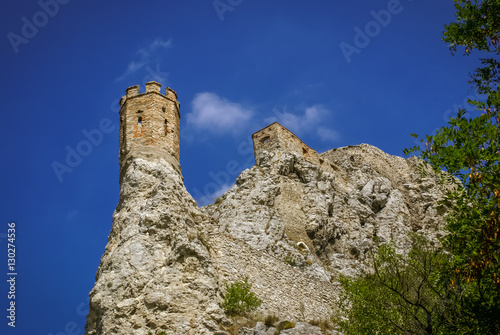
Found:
<box><xmin>119</xmin><ymin>81</ymin><xmax>180</xmax><ymax>166</ymax></box>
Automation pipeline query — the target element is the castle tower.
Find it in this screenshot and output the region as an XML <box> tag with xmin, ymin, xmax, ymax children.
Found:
<box><xmin>118</xmin><ymin>81</ymin><xmax>180</xmax><ymax>166</ymax></box>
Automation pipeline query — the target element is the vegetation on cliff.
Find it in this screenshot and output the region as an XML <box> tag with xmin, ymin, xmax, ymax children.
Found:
<box><xmin>341</xmin><ymin>1</ymin><xmax>500</xmax><ymax>334</ymax></box>
<box><xmin>336</xmin><ymin>235</ymin><xmax>458</xmax><ymax>334</ymax></box>
<box><xmin>222</xmin><ymin>278</ymin><xmax>262</xmax><ymax>316</ymax></box>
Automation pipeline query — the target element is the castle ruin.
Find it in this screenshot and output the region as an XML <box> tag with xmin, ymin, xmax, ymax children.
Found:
<box><xmin>118</xmin><ymin>82</ymin><xmax>334</xmax><ymax>174</ymax></box>
<box><xmin>85</xmin><ymin>83</ymin><xmax>448</xmax><ymax>335</ymax></box>
<box><xmin>252</xmin><ymin>122</ymin><xmax>336</xmax><ymax>173</ymax></box>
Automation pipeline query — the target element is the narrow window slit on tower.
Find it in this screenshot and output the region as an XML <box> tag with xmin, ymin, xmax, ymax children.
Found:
<box><xmin>138</xmin><ymin>116</ymin><xmax>142</xmax><ymax>124</ymax></box>
<box><xmin>164</xmin><ymin>119</ymin><xmax>168</xmax><ymax>135</ymax></box>
<box><xmin>162</xmin><ymin>107</ymin><xmax>166</xmax><ymax>113</ymax></box>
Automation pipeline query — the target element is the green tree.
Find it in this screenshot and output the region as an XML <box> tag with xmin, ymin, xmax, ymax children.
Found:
<box><xmin>404</xmin><ymin>0</ymin><xmax>500</xmax><ymax>333</ymax></box>
<box><xmin>222</xmin><ymin>277</ymin><xmax>262</xmax><ymax>315</ymax></box>
<box><xmin>340</xmin><ymin>1</ymin><xmax>500</xmax><ymax>334</ymax></box>
<box><xmin>336</xmin><ymin>236</ymin><xmax>460</xmax><ymax>335</ymax></box>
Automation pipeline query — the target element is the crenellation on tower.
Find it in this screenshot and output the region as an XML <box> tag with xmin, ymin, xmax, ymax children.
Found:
<box><xmin>126</xmin><ymin>85</ymin><xmax>140</xmax><ymax>98</ymax></box>
<box><xmin>165</xmin><ymin>87</ymin><xmax>178</xmax><ymax>100</ymax></box>
<box><xmin>145</xmin><ymin>81</ymin><xmax>161</xmax><ymax>93</ymax></box>
<box><xmin>119</xmin><ymin>82</ymin><xmax>181</xmax><ymax>168</ymax></box>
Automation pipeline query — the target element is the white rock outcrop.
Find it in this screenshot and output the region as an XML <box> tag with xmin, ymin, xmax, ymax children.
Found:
<box><xmin>86</xmin><ymin>142</ymin><xmax>450</xmax><ymax>335</ymax></box>
<box><xmin>86</xmin><ymin>149</ymin><xmax>227</xmax><ymax>335</ymax></box>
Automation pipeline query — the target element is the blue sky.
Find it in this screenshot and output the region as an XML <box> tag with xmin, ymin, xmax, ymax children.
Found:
<box><xmin>0</xmin><ymin>0</ymin><xmax>482</xmax><ymax>334</ymax></box>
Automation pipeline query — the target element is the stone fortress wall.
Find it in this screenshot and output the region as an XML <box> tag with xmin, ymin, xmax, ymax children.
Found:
<box><xmin>252</xmin><ymin>122</ymin><xmax>336</xmax><ymax>173</ymax></box>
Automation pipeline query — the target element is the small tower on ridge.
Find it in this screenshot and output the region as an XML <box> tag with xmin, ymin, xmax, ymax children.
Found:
<box><xmin>118</xmin><ymin>82</ymin><xmax>180</xmax><ymax>166</ymax></box>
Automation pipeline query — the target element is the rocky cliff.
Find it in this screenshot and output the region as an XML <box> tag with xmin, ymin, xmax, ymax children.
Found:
<box><xmin>85</xmin><ymin>128</ymin><xmax>450</xmax><ymax>335</ymax></box>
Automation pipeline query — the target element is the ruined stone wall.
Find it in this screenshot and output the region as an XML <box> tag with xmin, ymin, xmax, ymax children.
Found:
<box><xmin>119</xmin><ymin>82</ymin><xmax>180</xmax><ymax>165</ymax></box>
<box><xmin>252</xmin><ymin>122</ymin><xmax>335</xmax><ymax>173</ymax></box>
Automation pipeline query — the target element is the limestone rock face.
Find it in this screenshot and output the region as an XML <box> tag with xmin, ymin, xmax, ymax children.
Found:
<box><xmin>86</xmin><ymin>142</ymin><xmax>450</xmax><ymax>335</ymax></box>
<box><xmin>85</xmin><ymin>149</ymin><xmax>227</xmax><ymax>335</ymax></box>
<box><xmin>204</xmin><ymin>144</ymin><xmax>450</xmax><ymax>280</ymax></box>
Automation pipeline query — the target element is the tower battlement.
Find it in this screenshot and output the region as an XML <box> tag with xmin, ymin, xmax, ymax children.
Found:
<box><xmin>119</xmin><ymin>81</ymin><xmax>181</xmax><ymax>166</ymax></box>
<box><xmin>121</xmin><ymin>84</ymin><xmax>179</xmax><ymax>108</ymax></box>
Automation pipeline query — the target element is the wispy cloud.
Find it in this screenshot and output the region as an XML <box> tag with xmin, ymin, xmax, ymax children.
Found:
<box><xmin>136</xmin><ymin>37</ymin><xmax>173</xmax><ymax>57</ymax></box>
<box><xmin>115</xmin><ymin>37</ymin><xmax>173</xmax><ymax>82</ymax></box>
<box><xmin>185</xmin><ymin>93</ymin><xmax>338</xmax><ymax>143</ymax></box>
<box><xmin>67</xmin><ymin>209</ymin><xmax>79</xmax><ymax>221</ymax></box>
<box><xmin>187</xmin><ymin>93</ymin><xmax>253</xmax><ymax>136</ymax></box>
<box><xmin>317</xmin><ymin>127</ymin><xmax>340</xmax><ymax>142</ymax></box>
<box><xmin>196</xmin><ymin>183</ymin><xmax>233</xmax><ymax>206</ymax></box>
<box><xmin>265</xmin><ymin>105</ymin><xmax>340</xmax><ymax>142</ymax></box>
<box><xmin>115</xmin><ymin>61</ymin><xmax>147</xmax><ymax>81</ymax></box>
<box><xmin>150</xmin><ymin>38</ymin><xmax>173</xmax><ymax>50</ymax></box>
<box><xmin>268</xmin><ymin>105</ymin><xmax>323</xmax><ymax>132</ymax></box>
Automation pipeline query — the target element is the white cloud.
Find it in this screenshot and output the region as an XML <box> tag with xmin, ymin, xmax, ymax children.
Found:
<box><xmin>266</xmin><ymin>105</ymin><xmax>325</xmax><ymax>133</ymax></box>
<box><xmin>115</xmin><ymin>38</ymin><xmax>173</xmax><ymax>81</ymax></box>
<box><xmin>127</xmin><ymin>61</ymin><xmax>146</xmax><ymax>72</ymax></box>
<box><xmin>265</xmin><ymin>105</ymin><xmax>339</xmax><ymax>142</ymax></box>
<box><xmin>115</xmin><ymin>61</ymin><xmax>147</xmax><ymax>81</ymax></box>
<box><xmin>317</xmin><ymin>127</ymin><xmax>340</xmax><ymax>142</ymax></box>
<box><xmin>187</xmin><ymin>93</ymin><xmax>253</xmax><ymax>135</ymax></box>
<box><xmin>195</xmin><ymin>183</ymin><xmax>233</xmax><ymax>206</ymax></box>
<box><xmin>67</xmin><ymin>209</ymin><xmax>79</xmax><ymax>220</ymax></box>
<box><xmin>151</xmin><ymin>37</ymin><xmax>173</xmax><ymax>49</ymax></box>
<box><xmin>137</xmin><ymin>37</ymin><xmax>173</xmax><ymax>57</ymax></box>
